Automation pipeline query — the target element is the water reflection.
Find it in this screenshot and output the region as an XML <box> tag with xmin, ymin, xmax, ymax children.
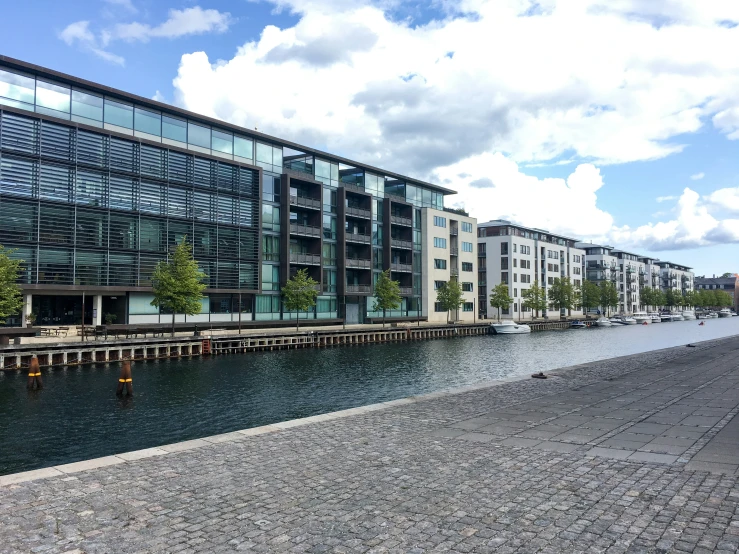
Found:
<box><xmin>0</xmin><ymin>318</ymin><xmax>737</xmax><ymax>475</ymax></box>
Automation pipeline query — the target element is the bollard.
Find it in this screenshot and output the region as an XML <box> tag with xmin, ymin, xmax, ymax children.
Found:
<box><xmin>116</xmin><ymin>359</ymin><xmax>133</xmax><ymax>396</ymax></box>
<box><xmin>27</xmin><ymin>357</ymin><xmax>43</xmax><ymax>389</ymax></box>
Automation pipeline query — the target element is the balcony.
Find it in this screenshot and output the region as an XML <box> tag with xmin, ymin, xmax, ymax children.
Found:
<box><xmin>450</xmin><ymin>247</ymin><xmax>458</xmax><ymax>256</ymax></box>
<box><xmin>391</xmin><ymin>239</ymin><xmax>413</xmax><ymax>249</ymax></box>
<box><xmin>346</xmin><ymin>258</ymin><xmax>371</xmax><ymax>269</ymax></box>
<box><xmin>398</xmin><ymin>286</ymin><xmax>414</xmax><ymax>296</ymax></box>
<box><xmin>390</xmin><ymin>215</ymin><xmax>412</xmax><ymax>227</ymax></box>
<box><xmin>346</xmin><ymin>206</ymin><xmax>371</xmax><ymax>219</ymax></box>
<box><xmin>391</xmin><ymin>263</ymin><xmax>413</xmax><ymax>273</ymax></box>
<box><xmin>450</xmin><ymin>267</ymin><xmax>459</xmax><ymax>277</ymax></box>
<box><xmin>450</xmin><ymin>228</ymin><xmax>458</xmax><ymax>236</ymax></box>
<box><xmin>346</xmin><ymin>232</ymin><xmax>371</xmax><ymax>244</ymax></box>
<box><xmin>289</xmin><ymin>195</ymin><xmax>321</xmax><ymax>210</ymax></box>
<box><xmin>290</xmin><ymin>223</ymin><xmax>321</xmax><ymax>238</ymax></box>
<box><xmin>346</xmin><ymin>284</ymin><xmax>372</xmax><ymax>294</ymax></box>
<box><xmin>289</xmin><ymin>253</ymin><xmax>321</xmax><ymax>266</ymax></box>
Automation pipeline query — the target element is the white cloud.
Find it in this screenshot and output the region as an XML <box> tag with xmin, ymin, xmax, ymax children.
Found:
<box><xmin>60</xmin><ymin>6</ymin><xmax>233</xmax><ymax>64</ymax></box>
<box><xmin>690</xmin><ymin>172</ymin><xmax>705</xmax><ymax>180</ymax></box>
<box><xmin>656</xmin><ymin>195</ymin><xmax>677</xmax><ymax>203</ymax></box>
<box><xmin>103</xmin><ymin>0</ymin><xmax>138</xmax><ymax>14</ymax></box>
<box><xmin>705</xmin><ymin>186</ymin><xmax>739</xmax><ymax>215</ymax></box>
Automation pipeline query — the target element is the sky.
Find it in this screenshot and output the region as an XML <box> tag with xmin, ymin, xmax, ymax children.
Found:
<box><xmin>2</xmin><ymin>0</ymin><xmax>739</xmax><ymax>277</ymax></box>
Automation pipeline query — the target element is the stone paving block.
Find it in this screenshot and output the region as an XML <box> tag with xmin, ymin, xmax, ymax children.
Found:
<box><xmin>500</xmin><ymin>437</ymin><xmax>541</xmax><ymax>448</ymax></box>
<box><xmin>160</xmin><ymin>439</ymin><xmax>211</xmax><ymax>453</ymax></box>
<box><xmin>456</xmin><ymin>432</ymin><xmax>496</xmax><ymax>443</ymax></box>
<box><xmin>684</xmin><ymin>461</ymin><xmax>739</xmax><ymax>474</ymax></box>
<box><xmin>54</xmin><ymin>456</ymin><xmax>124</xmax><ymax>474</ymax></box>
<box><xmin>116</xmin><ymin>448</ymin><xmax>169</xmax><ymax>461</ymax></box>
<box><xmin>532</xmin><ymin>441</ymin><xmax>581</xmax><ymax>453</ymax></box>
<box><xmin>585</xmin><ymin>447</ymin><xmax>634</xmax><ymax>460</ymax></box>
<box><xmin>627</xmin><ymin>452</ymin><xmax>678</xmax><ymax>464</ymax></box>
<box><xmin>680</xmin><ymin>416</ymin><xmax>724</xmax><ymax>427</ymax></box>
<box><xmin>428</xmin><ymin>428</ymin><xmax>467</xmax><ymax>439</ymax></box>
<box><xmin>0</xmin><ymin>467</ymin><xmax>64</xmax><ymax>486</ymax></box>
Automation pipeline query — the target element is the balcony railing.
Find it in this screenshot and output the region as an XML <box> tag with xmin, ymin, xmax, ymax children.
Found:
<box><xmin>289</xmin><ymin>195</ymin><xmax>321</xmax><ymax>210</ymax></box>
<box><xmin>290</xmin><ymin>223</ymin><xmax>321</xmax><ymax>237</ymax></box>
<box><xmin>450</xmin><ymin>267</ymin><xmax>459</xmax><ymax>277</ymax></box>
<box><xmin>346</xmin><ymin>206</ymin><xmax>371</xmax><ymax>219</ymax></box>
<box><xmin>345</xmin><ymin>232</ymin><xmax>371</xmax><ymax>244</ymax></box>
<box><xmin>390</xmin><ymin>215</ymin><xmax>412</xmax><ymax>227</ymax></box>
<box><xmin>341</xmin><ymin>182</ymin><xmax>365</xmax><ymax>194</ymax></box>
<box><xmin>391</xmin><ymin>239</ymin><xmax>413</xmax><ymax>249</ymax></box>
<box><xmin>346</xmin><ymin>258</ymin><xmax>371</xmax><ymax>269</ymax></box>
<box><xmin>398</xmin><ymin>287</ymin><xmax>414</xmax><ymax>296</ymax></box>
<box><xmin>289</xmin><ymin>253</ymin><xmax>321</xmax><ymax>265</ymax></box>
<box><xmin>450</xmin><ymin>247</ymin><xmax>459</xmax><ymax>256</ymax></box>
<box><xmin>346</xmin><ymin>284</ymin><xmax>372</xmax><ymax>294</ymax></box>
<box><xmin>450</xmin><ymin>228</ymin><xmax>458</xmax><ymax>236</ymax></box>
<box><xmin>391</xmin><ymin>263</ymin><xmax>413</xmax><ymax>273</ymax></box>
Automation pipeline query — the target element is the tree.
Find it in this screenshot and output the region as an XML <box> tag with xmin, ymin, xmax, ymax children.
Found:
<box><xmin>665</xmin><ymin>288</ymin><xmax>676</xmax><ymax>308</ymax></box>
<box><xmin>548</xmin><ymin>277</ymin><xmax>576</xmax><ymax>317</ymax></box>
<box><xmin>640</xmin><ymin>286</ymin><xmax>654</xmax><ymax>311</ymax></box>
<box><xmin>653</xmin><ymin>290</ymin><xmax>666</xmax><ymax>309</ymax></box>
<box><xmin>282</xmin><ymin>268</ymin><xmax>319</xmax><ymax>331</ymax></box>
<box><xmin>682</xmin><ymin>290</ymin><xmax>696</xmax><ymax>309</ymax></box>
<box><xmin>436</xmin><ymin>278</ymin><xmax>464</xmax><ymax>323</ymax></box>
<box><xmin>151</xmin><ymin>238</ymin><xmax>207</xmax><ymax>336</ymax></box>
<box><xmin>489</xmin><ymin>283</ymin><xmax>513</xmax><ymax>322</ymax></box>
<box><xmin>599</xmin><ymin>281</ymin><xmax>619</xmax><ymax>315</ymax></box>
<box><xmin>521</xmin><ymin>280</ymin><xmax>547</xmax><ymax>319</ymax></box>
<box><xmin>721</xmin><ymin>272</ymin><xmax>735</xmax><ymax>278</ymax></box>
<box><xmin>0</xmin><ymin>245</ymin><xmax>23</xmax><ymax>325</ymax></box>
<box><xmin>373</xmin><ymin>269</ymin><xmax>401</xmax><ymax>328</ymax></box>
<box><xmin>580</xmin><ymin>281</ymin><xmax>601</xmax><ymax>315</ymax></box>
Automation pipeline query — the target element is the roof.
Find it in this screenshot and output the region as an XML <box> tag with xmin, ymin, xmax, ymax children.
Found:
<box><xmin>657</xmin><ymin>261</ymin><xmax>693</xmax><ymax>270</ymax></box>
<box><xmin>0</xmin><ymin>55</ymin><xmax>456</xmax><ymax>196</ymax></box>
<box><xmin>479</xmin><ymin>220</ymin><xmax>580</xmax><ymax>243</ymax></box>
<box><xmin>695</xmin><ymin>276</ymin><xmax>739</xmax><ymax>285</ymax></box>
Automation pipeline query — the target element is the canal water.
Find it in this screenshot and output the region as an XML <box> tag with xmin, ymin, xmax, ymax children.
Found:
<box><xmin>1</xmin><ymin>318</ymin><xmax>738</xmax><ymax>476</ymax></box>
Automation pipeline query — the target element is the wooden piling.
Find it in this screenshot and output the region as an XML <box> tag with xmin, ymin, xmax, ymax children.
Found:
<box><xmin>26</xmin><ymin>357</ymin><xmax>42</xmax><ymax>390</ymax></box>
<box><xmin>116</xmin><ymin>359</ymin><xmax>133</xmax><ymax>397</ymax></box>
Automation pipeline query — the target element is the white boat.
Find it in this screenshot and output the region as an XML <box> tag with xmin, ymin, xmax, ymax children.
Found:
<box><xmin>682</xmin><ymin>310</ymin><xmax>696</xmax><ymax>320</ymax></box>
<box><xmin>633</xmin><ymin>312</ymin><xmax>650</xmax><ymax>324</ymax></box>
<box><xmin>649</xmin><ymin>312</ymin><xmax>661</xmax><ymax>323</ymax></box>
<box><xmin>621</xmin><ymin>316</ymin><xmax>637</xmax><ymax>325</ymax></box>
<box><xmin>671</xmin><ymin>312</ymin><xmax>684</xmax><ymax>321</ymax></box>
<box><xmin>570</xmin><ymin>320</ymin><xmax>587</xmax><ymax>329</ymax></box>
<box><xmin>491</xmin><ymin>321</ymin><xmax>532</xmax><ymax>334</ymax></box>
<box><xmin>594</xmin><ymin>317</ymin><xmax>612</xmax><ymax>327</ymax></box>
<box><xmin>719</xmin><ymin>308</ymin><xmax>732</xmax><ymax>318</ymax></box>
<box><xmin>708</xmin><ymin>312</ymin><xmax>719</xmax><ymax>319</ymax></box>
<box><xmin>660</xmin><ymin>313</ymin><xmax>673</xmax><ymax>322</ymax></box>
<box><xmin>609</xmin><ymin>316</ymin><xmax>629</xmax><ymax>326</ymax></box>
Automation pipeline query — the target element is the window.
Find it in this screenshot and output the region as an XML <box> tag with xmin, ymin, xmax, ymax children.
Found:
<box><xmin>36</xmin><ymin>80</ymin><xmax>70</xmax><ymax>117</ymax></box>
<box><xmin>462</xmin><ymin>282</ymin><xmax>473</xmax><ymax>292</ymax></box>
<box><xmin>462</xmin><ymin>222</ymin><xmax>472</xmax><ymax>233</ymax></box>
<box><xmin>261</xmin><ymin>264</ymin><xmax>280</xmax><ymax>292</ymax></box>
<box><xmin>573</xmin><ymin>254</ymin><xmax>581</xmax><ymax>263</ymax></box>
<box><xmin>434</xmin><ymin>280</ymin><xmax>445</xmax><ymax>290</ymax></box>
<box><xmin>501</xmin><ymin>242</ymin><xmax>508</xmax><ymax>255</ymax></box>
<box><xmin>463</xmin><ymin>302</ymin><xmax>473</xmax><ymax>312</ymax></box>
<box><xmin>521</xmin><ymin>245</ymin><xmax>530</xmax><ymax>255</ymax></box>
<box><xmin>433</xmin><ymin>215</ymin><xmax>447</xmax><ymax>228</ymax></box>
<box><xmin>462</xmin><ymin>242</ymin><xmax>473</xmax><ymax>252</ymax></box>
<box><xmin>134</xmin><ymin>107</ymin><xmax>161</xmax><ymax>136</ymax></box>
<box><xmin>478</xmin><ymin>243</ymin><xmax>486</xmax><ymax>255</ymax></box>
<box><xmin>513</xmin><ymin>258</ymin><xmax>517</xmax><ymax>268</ymax></box>
<box><xmin>434</xmin><ymin>237</ymin><xmax>447</xmax><ymax>248</ymax></box>
<box><xmin>234</xmin><ymin>136</ymin><xmax>253</xmax><ymax>162</ymax></box>
<box><xmin>521</xmin><ymin>274</ymin><xmax>531</xmax><ymax>284</ymax></box>
<box><xmin>513</xmin><ymin>243</ymin><xmax>517</xmax><ymax>253</ymax></box>
<box><xmin>573</xmin><ymin>266</ymin><xmax>581</xmax><ymax>275</ymax></box>
<box><xmin>162</xmin><ymin>115</ymin><xmax>187</xmax><ymax>143</ymax></box>
<box><xmin>548</xmin><ymin>276</ymin><xmax>554</xmax><ymax>285</ymax></box>
<box><xmin>263</xmin><ymin>235</ymin><xmax>280</xmax><ymax>262</ymax></box>
<box><xmin>462</xmin><ymin>262</ymin><xmax>473</xmax><ymax>272</ymax></box>
<box><xmin>501</xmin><ymin>257</ymin><xmax>509</xmax><ymax>270</ymax></box>
<box><xmin>188</xmin><ymin>122</ymin><xmax>211</xmax><ymax>149</ymax></box>
<box><xmin>513</xmin><ymin>288</ymin><xmax>518</xmax><ymax>297</ymax></box>
<box><xmin>514</xmin><ymin>273</ymin><xmax>518</xmax><ymax>282</ymax></box>
<box><xmin>0</xmin><ymin>68</ymin><xmax>35</xmax><ymax>108</ymax></box>
<box><xmin>262</xmin><ymin>204</ymin><xmax>280</xmax><ymax>232</ymax></box>
<box><xmin>104</xmin><ymin>99</ymin><xmax>133</xmax><ymax>129</ymax></box>
<box><xmin>501</xmin><ymin>272</ymin><xmax>508</xmax><ymax>284</ymax></box>
<box><xmin>71</xmin><ymin>90</ymin><xmax>103</xmax><ymax>125</ymax></box>
<box><xmin>434</xmin><ymin>258</ymin><xmax>447</xmax><ymax>270</ymax></box>
<box><xmin>212</xmin><ymin>129</ymin><xmax>233</xmax><ymax>155</ymax></box>
<box><xmin>434</xmin><ymin>302</ymin><xmax>445</xmax><ymax>312</ymax></box>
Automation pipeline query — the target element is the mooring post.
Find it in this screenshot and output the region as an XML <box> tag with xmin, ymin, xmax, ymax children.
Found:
<box><xmin>27</xmin><ymin>356</ymin><xmax>43</xmax><ymax>390</ymax></box>
<box><xmin>116</xmin><ymin>359</ymin><xmax>133</xmax><ymax>396</ymax></box>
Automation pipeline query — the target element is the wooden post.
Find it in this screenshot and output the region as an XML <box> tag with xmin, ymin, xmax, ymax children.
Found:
<box><xmin>27</xmin><ymin>357</ymin><xmax>43</xmax><ymax>389</ymax></box>
<box><xmin>116</xmin><ymin>359</ymin><xmax>133</xmax><ymax>396</ymax></box>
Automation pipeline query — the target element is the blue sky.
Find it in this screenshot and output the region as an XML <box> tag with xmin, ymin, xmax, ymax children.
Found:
<box><xmin>2</xmin><ymin>0</ymin><xmax>738</xmax><ymax>276</ymax></box>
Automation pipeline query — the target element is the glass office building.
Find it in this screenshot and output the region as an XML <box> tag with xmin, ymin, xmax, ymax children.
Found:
<box><xmin>0</xmin><ymin>56</ymin><xmax>455</xmax><ymax>326</ymax></box>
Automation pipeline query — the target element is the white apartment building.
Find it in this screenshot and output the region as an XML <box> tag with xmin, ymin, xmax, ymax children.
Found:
<box><xmin>478</xmin><ymin>221</ymin><xmax>585</xmax><ymax>320</ymax></box>
<box><xmin>658</xmin><ymin>261</ymin><xmax>694</xmax><ymax>295</ymax></box>
<box><xmin>421</xmin><ymin>208</ymin><xmax>477</xmax><ymax>323</ymax></box>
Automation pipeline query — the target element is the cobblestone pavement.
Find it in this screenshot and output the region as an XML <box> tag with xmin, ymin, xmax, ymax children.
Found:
<box><xmin>2</xmin><ymin>337</ymin><xmax>739</xmax><ymax>553</ymax></box>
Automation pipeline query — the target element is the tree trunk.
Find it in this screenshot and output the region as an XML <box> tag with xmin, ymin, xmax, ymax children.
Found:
<box><xmin>296</xmin><ymin>311</ymin><xmax>299</xmax><ymax>331</ymax></box>
<box><xmin>382</xmin><ymin>309</ymin><xmax>386</xmax><ymax>328</ymax></box>
<box><xmin>171</xmin><ymin>312</ymin><xmax>175</xmax><ymax>337</ymax></box>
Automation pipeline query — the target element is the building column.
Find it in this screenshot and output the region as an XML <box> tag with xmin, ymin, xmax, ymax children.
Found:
<box><xmin>22</xmin><ymin>293</ymin><xmax>32</xmax><ymax>327</ymax></box>
<box><xmin>93</xmin><ymin>295</ymin><xmax>103</xmax><ymax>326</ymax></box>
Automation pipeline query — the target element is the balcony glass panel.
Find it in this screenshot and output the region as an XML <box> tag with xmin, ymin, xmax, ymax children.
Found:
<box><xmin>212</xmin><ymin>129</ymin><xmax>233</xmax><ymax>155</ymax></box>
<box><xmin>162</xmin><ymin>115</ymin><xmax>187</xmax><ymax>143</ymax></box>
<box><xmin>134</xmin><ymin>107</ymin><xmax>161</xmax><ymax>136</ymax></box>
<box><xmin>0</xmin><ymin>68</ymin><xmax>35</xmax><ymax>108</ymax></box>
<box><xmin>71</xmin><ymin>89</ymin><xmax>103</xmax><ymax>125</ymax></box>
<box><xmin>234</xmin><ymin>135</ymin><xmax>253</xmax><ymax>161</ymax></box>
<box><xmin>188</xmin><ymin>122</ymin><xmax>211</xmax><ymax>149</ymax></box>
<box><xmin>35</xmin><ymin>80</ymin><xmax>70</xmax><ymax>118</ymax></box>
<box><xmin>104</xmin><ymin>98</ymin><xmax>133</xmax><ymax>129</ymax></box>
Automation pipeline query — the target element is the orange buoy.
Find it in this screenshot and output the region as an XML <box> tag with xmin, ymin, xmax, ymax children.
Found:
<box><xmin>27</xmin><ymin>357</ymin><xmax>43</xmax><ymax>390</ymax></box>
<box><xmin>116</xmin><ymin>359</ymin><xmax>133</xmax><ymax>397</ymax></box>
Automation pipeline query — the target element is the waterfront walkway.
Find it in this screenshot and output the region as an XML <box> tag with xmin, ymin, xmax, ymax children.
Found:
<box><xmin>2</xmin><ymin>337</ymin><xmax>739</xmax><ymax>553</ymax></box>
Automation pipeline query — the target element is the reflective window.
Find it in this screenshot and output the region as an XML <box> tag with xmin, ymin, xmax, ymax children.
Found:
<box><xmin>134</xmin><ymin>107</ymin><xmax>161</xmax><ymax>136</ymax></box>
<box><xmin>0</xmin><ymin>68</ymin><xmax>35</xmax><ymax>108</ymax></box>
<box><xmin>234</xmin><ymin>135</ymin><xmax>253</xmax><ymax>161</ymax></box>
<box><xmin>315</xmin><ymin>159</ymin><xmax>331</xmax><ymax>179</ymax></box>
<box><xmin>71</xmin><ymin>90</ymin><xmax>103</xmax><ymax>125</ymax></box>
<box><xmin>211</xmin><ymin>129</ymin><xmax>233</xmax><ymax>155</ymax></box>
<box><xmin>104</xmin><ymin>98</ymin><xmax>133</xmax><ymax>129</ymax></box>
<box><xmin>188</xmin><ymin>122</ymin><xmax>211</xmax><ymax>149</ymax></box>
<box><xmin>162</xmin><ymin>115</ymin><xmax>187</xmax><ymax>143</ymax></box>
<box><xmin>35</xmin><ymin>80</ymin><xmax>70</xmax><ymax>117</ymax></box>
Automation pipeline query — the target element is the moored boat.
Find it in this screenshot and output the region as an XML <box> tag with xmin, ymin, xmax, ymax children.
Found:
<box><xmin>490</xmin><ymin>321</ymin><xmax>532</xmax><ymax>334</ymax></box>
<box><xmin>633</xmin><ymin>312</ymin><xmax>650</xmax><ymax>324</ymax></box>
<box><xmin>671</xmin><ymin>312</ymin><xmax>684</xmax><ymax>321</ymax></box>
<box><xmin>660</xmin><ymin>312</ymin><xmax>673</xmax><ymax>322</ymax></box>
<box><xmin>609</xmin><ymin>316</ymin><xmax>626</xmax><ymax>326</ymax></box>
<box><xmin>570</xmin><ymin>320</ymin><xmax>587</xmax><ymax>329</ymax></box>
<box><xmin>621</xmin><ymin>316</ymin><xmax>637</xmax><ymax>325</ymax></box>
<box><xmin>682</xmin><ymin>310</ymin><xmax>696</xmax><ymax>320</ymax></box>
<box><xmin>649</xmin><ymin>312</ymin><xmax>661</xmax><ymax>323</ymax></box>
<box><xmin>719</xmin><ymin>308</ymin><xmax>732</xmax><ymax>318</ymax></box>
<box><xmin>594</xmin><ymin>317</ymin><xmax>612</xmax><ymax>327</ymax></box>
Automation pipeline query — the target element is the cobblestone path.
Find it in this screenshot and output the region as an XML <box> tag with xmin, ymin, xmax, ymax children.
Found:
<box><xmin>2</xmin><ymin>336</ymin><xmax>739</xmax><ymax>553</ymax></box>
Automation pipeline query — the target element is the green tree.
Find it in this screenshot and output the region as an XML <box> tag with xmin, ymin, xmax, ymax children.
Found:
<box><xmin>521</xmin><ymin>280</ymin><xmax>548</xmax><ymax>319</ymax></box>
<box><xmin>653</xmin><ymin>289</ymin><xmax>666</xmax><ymax>309</ymax></box>
<box><xmin>0</xmin><ymin>245</ymin><xmax>23</xmax><ymax>325</ymax></box>
<box><xmin>150</xmin><ymin>238</ymin><xmax>207</xmax><ymax>336</ymax></box>
<box><xmin>548</xmin><ymin>277</ymin><xmax>576</xmax><ymax>317</ymax></box>
<box><xmin>665</xmin><ymin>288</ymin><xmax>676</xmax><ymax>308</ymax></box>
<box><xmin>489</xmin><ymin>283</ymin><xmax>513</xmax><ymax>322</ymax></box>
<box><xmin>372</xmin><ymin>269</ymin><xmax>401</xmax><ymax>327</ymax></box>
<box><xmin>599</xmin><ymin>281</ymin><xmax>619</xmax><ymax>315</ymax></box>
<box><xmin>640</xmin><ymin>286</ymin><xmax>654</xmax><ymax>310</ymax></box>
<box><xmin>282</xmin><ymin>268</ymin><xmax>319</xmax><ymax>331</ymax></box>
<box><xmin>682</xmin><ymin>290</ymin><xmax>696</xmax><ymax>308</ymax></box>
<box><xmin>580</xmin><ymin>280</ymin><xmax>601</xmax><ymax>315</ymax></box>
<box><xmin>721</xmin><ymin>272</ymin><xmax>735</xmax><ymax>278</ymax></box>
<box><xmin>718</xmin><ymin>290</ymin><xmax>733</xmax><ymax>307</ymax></box>
<box><xmin>436</xmin><ymin>278</ymin><xmax>464</xmax><ymax>323</ymax></box>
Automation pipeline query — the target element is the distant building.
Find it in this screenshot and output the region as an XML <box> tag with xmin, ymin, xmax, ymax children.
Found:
<box><xmin>695</xmin><ymin>275</ymin><xmax>739</xmax><ymax>311</ymax></box>
<box><xmin>478</xmin><ymin>221</ymin><xmax>585</xmax><ymax>320</ymax></box>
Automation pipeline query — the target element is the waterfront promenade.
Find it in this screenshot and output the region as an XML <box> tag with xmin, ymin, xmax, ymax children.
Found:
<box><xmin>2</xmin><ymin>336</ymin><xmax>739</xmax><ymax>553</ymax></box>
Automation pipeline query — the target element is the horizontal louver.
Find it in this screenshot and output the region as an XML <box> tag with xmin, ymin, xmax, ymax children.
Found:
<box><xmin>40</xmin><ymin>121</ymin><xmax>74</xmax><ymax>162</ymax></box>
<box><xmin>1</xmin><ymin>113</ymin><xmax>38</xmax><ymax>156</ymax></box>
<box><xmin>110</xmin><ymin>137</ymin><xmax>137</xmax><ymax>174</ymax></box>
<box><xmin>140</xmin><ymin>145</ymin><xmax>165</xmax><ymax>180</ymax></box>
<box><xmin>76</xmin><ymin>130</ymin><xmax>107</xmax><ymax>168</ymax></box>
